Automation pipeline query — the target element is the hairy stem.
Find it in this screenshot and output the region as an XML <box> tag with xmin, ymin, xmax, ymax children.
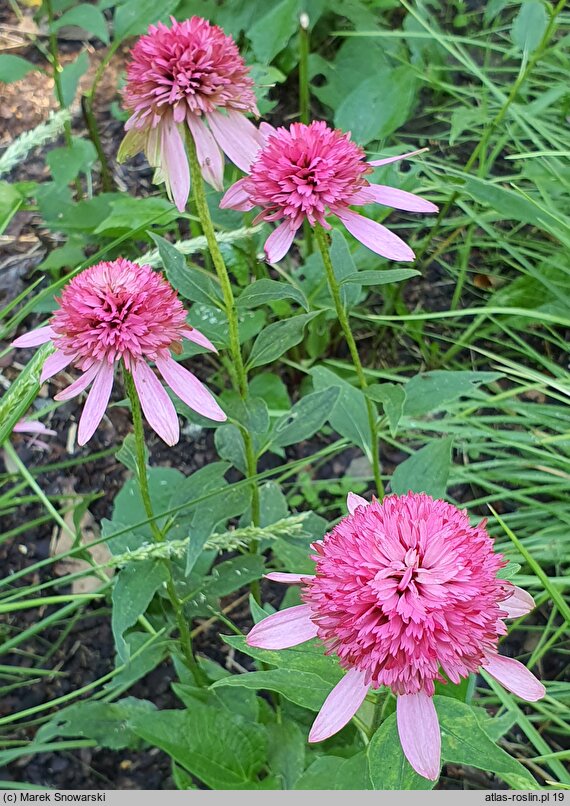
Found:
<box><xmin>186</xmin><ymin>136</ymin><xmax>261</xmax><ymax>598</ymax></box>
<box><xmin>124</xmin><ymin>369</ymin><xmax>205</xmax><ymax>685</ymax></box>
<box><xmin>315</xmin><ymin>225</ymin><xmax>383</xmax><ymax>496</ymax></box>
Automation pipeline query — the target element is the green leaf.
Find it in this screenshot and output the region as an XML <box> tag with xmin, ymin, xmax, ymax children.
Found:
<box><xmin>258</xmin><ymin>481</ymin><xmax>289</xmax><ymax>527</ymax></box>
<box><xmin>391</xmin><ymin>437</ymin><xmax>453</xmax><ymax>498</ymax></box>
<box><xmin>115</xmin><ymin>433</ymin><xmax>147</xmax><ymax>474</ymax></box>
<box><xmin>113</xmin><ymin>0</ymin><xmax>179</xmax><ymax>39</ymax></box>
<box><xmin>0</xmin><ymin>181</ymin><xmax>23</xmax><ymax>236</ymax></box>
<box><xmin>94</xmin><ymin>196</ymin><xmax>176</xmax><ymax>233</ymax></box>
<box><xmin>151</xmin><ymin>233</ymin><xmax>222</xmax><ymax>308</ymax></box>
<box><xmin>112</xmin><ymin>560</ymin><xmax>169</xmax><ymax>661</ymax></box>
<box><xmin>35</xmin><ymin>698</ymin><xmax>155</xmax><ymax>750</ymax></box>
<box><xmin>267</xmin><ymin>721</ymin><xmax>305</xmax><ymax>789</ymax></box>
<box><xmin>368</xmin><ymin>713</ymin><xmax>435</xmax><ymax>790</ymax></box>
<box><xmin>340</xmin><ymin>269</ymin><xmax>420</xmax><ymax>286</ymax></box>
<box><xmin>248</xmin><ymin>0</ymin><xmax>298</xmax><ymax>63</ymax></box>
<box><xmin>129</xmin><ymin>703</ymin><xmax>268</xmax><ymax>789</ymax></box>
<box><xmin>0</xmin><ymin>55</ymin><xmax>38</xmax><ymax>83</ymax></box>
<box><xmin>403</xmin><ymin>371</ymin><xmax>502</xmax><ymax>418</ymax></box>
<box><xmin>435</xmin><ymin>696</ymin><xmax>541</xmax><ymax>789</ymax></box>
<box><xmin>329</xmin><ymin>229</ymin><xmax>360</xmax><ymax>309</ymax></box>
<box><xmin>237</xmin><ymin>278</ymin><xmax>308</xmax><ymax>311</ymax></box>
<box><xmin>367</xmin><ymin>383</ymin><xmax>406</xmax><ymax>437</ymax></box>
<box><xmin>310</xmin><ymin>366</ymin><xmax>372</xmax><ymax>458</ymax></box>
<box><xmin>213</xmin><ymin>667</ymin><xmax>335</xmax><ymax>712</ymax></box>
<box><xmin>249</xmin><ymin>373</ymin><xmax>291</xmax><ymax>412</ymax></box>
<box><xmin>247</xmin><ymin>312</ymin><xmax>321</xmax><ymax>369</ymax></box>
<box><xmin>47</xmin><ymin>137</ymin><xmax>97</xmax><ymax>186</ymax></box>
<box><xmin>463</xmin><ymin>176</ymin><xmax>558</xmax><ymax>231</ymax></box>
<box><xmin>106</xmin><ymin>467</ymin><xmax>185</xmax><ymax>552</ymax></box>
<box><xmin>272</xmin><ymin>387</ymin><xmax>340</xmax><ymax>448</ymax></box>
<box><xmin>60</xmin><ymin>51</ymin><xmax>89</xmax><ymax>107</ymax></box>
<box><xmin>294</xmin><ymin>753</ymin><xmax>372</xmax><ymax>789</ymax></box>
<box><xmin>222</xmin><ymin>634</ymin><xmax>342</xmax><ymax>691</ymax></box>
<box><xmin>497</xmin><ymin>561</ymin><xmax>522</xmax><ymax>580</ymax></box>
<box><xmin>214</xmin><ymin>424</ymin><xmax>247</xmax><ymax>473</ymax></box>
<box><xmin>52</xmin><ymin>4</ymin><xmax>109</xmax><ymax>43</ymax></box>
<box><xmin>0</xmin><ymin>344</ymin><xmax>52</xmax><ymax>445</ymax></box>
<box><xmin>511</xmin><ymin>1</ymin><xmax>548</xmax><ymax>54</ymax></box>
<box><xmin>335</xmin><ymin>66</ymin><xmax>417</xmax><ymax>144</ymax></box>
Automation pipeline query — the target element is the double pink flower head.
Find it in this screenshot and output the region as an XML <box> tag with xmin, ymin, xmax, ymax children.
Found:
<box><xmin>222</xmin><ymin>121</ymin><xmax>438</xmax><ymax>263</ymax></box>
<box><xmin>119</xmin><ymin>16</ymin><xmax>262</xmax><ymax>212</ymax></box>
<box><xmin>12</xmin><ymin>260</ymin><xmax>226</xmax><ymax>446</ymax></box>
<box><xmin>247</xmin><ymin>492</ymin><xmax>545</xmax><ymax>780</ymax></box>
<box><xmin>120</xmin><ymin>18</ymin><xmax>436</xmax><ymax>260</ymax></box>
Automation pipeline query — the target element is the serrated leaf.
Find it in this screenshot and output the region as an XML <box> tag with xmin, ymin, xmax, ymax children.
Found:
<box><xmin>129</xmin><ymin>703</ymin><xmax>268</xmax><ymax>789</ymax></box>
<box><xmin>436</xmin><ymin>697</ymin><xmax>540</xmax><ymax>789</ymax></box>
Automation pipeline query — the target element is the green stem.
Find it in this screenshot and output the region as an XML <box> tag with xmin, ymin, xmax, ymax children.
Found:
<box><xmin>186</xmin><ymin>135</ymin><xmax>261</xmax><ymax>535</ymax></box>
<box><xmin>44</xmin><ymin>0</ymin><xmax>82</xmax><ymax>200</ymax></box>
<box><xmin>315</xmin><ymin>225</ymin><xmax>383</xmax><ymax>496</ymax></box>
<box><xmin>298</xmin><ymin>13</ymin><xmax>313</xmax><ymax>257</ymax></box>
<box><xmin>123</xmin><ymin>369</ymin><xmax>205</xmax><ymax>685</ymax></box>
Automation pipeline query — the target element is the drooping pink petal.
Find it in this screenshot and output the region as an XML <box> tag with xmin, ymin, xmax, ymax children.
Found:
<box><xmin>246</xmin><ymin>604</ymin><xmax>317</xmax><ymax>649</ymax></box>
<box><xmin>186</xmin><ymin>114</ymin><xmax>224</xmax><ymax>191</ymax></box>
<box><xmin>308</xmin><ymin>668</ymin><xmax>369</xmax><ymax>743</ymax></box>
<box><xmin>11</xmin><ymin>326</ymin><xmax>55</xmax><ymax>349</ymax></box>
<box><xmin>265</xmin><ymin>572</ymin><xmax>315</xmax><ymax>584</ymax></box>
<box><xmin>219</xmin><ymin>178</ymin><xmax>255</xmax><ymax>211</ymax></box>
<box><xmin>161</xmin><ymin>119</ymin><xmax>190</xmax><ymax>212</ymax></box>
<box><xmin>264</xmin><ymin>221</ymin><xmax>297</xmax><ymax>263</ymax></box>
<box><xmin>501</xmin><ymin>586</ymin><xmax>536</xmax><ymax>619</ymax></box>
<box><xmin>347</xmin><ymin>492</ymin><xmax>368</xmax><ymax>514</ymax></box>
<box><xmin>55</xmin><ymin>363</ymin><xmax>101</xmax><ymax>402</ymax></box>
<box><xmin>40</xmin><ymin>350</ymin><xmax>73</xmax><ymax>383</ymax></box>
<box><xmin>77</xmin><ymin>361</ymin><xmax>115</xmax><ymax>446</ymax></box>
<box><xmin>397</xmin><ymin>691</ymin><xmax>441</xmax><ymax>781</ymax></box>
<box><xmin>206</xmin><ymin>109</ymin><xmax>262</xmax><ymax>172</ymax></box>
<box><xmin>259</xmin><ymin>121</ymin><xmax>277</xmax><ymax>143</ymax></box>
<box><xmin>131</xmin><ymin>360</ymin><xmax>179</xmax><ymax>446</ymax></box>
<box><xmin>180</xmin><ymin>327</ymin><xmax>218</xmax><ymax>353</ymax></box>
<box><xmin>155</xmin><ymin>355</ymin><xmax>226</xmax><ymax>422</ymax></box>
<box><xmin>368</xmin><ymin>148</ymin><xmax>429</xmax><ymax>167</ymax></box>
<box><xmin>13</xmin><ymin>420</ymin><xmax>57</xmax><ymax>436</ymax></box>
<box><xmin>482</xmin><ymin>654</ymin><xmax>545</xmax><ymax>701</ymax></box>
<box><xmin>352</xmin><ymin>184</ymin><xmax>438</xmax><ymax>213</ymax></box>
<box><xmin>336</xmin><ymin>209</ymin><xmax>415</xmax><ymax>262</ymax></box>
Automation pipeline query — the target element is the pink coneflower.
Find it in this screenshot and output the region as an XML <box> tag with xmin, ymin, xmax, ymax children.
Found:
<box><xmin>220</xmin><ymin>121</ymin><xmax>438</xmax><ymax>263</ymax></box>
<box><xmin>11</xmin><ymin>259</ymin><xmax>226</xmax><ymax>446</ymax></box>
<box><xmin>119</xmin><ymin>16</ymin><xmax>262</xmax><ymax>212</ymax></box>
<box><xmin>247</xmin><ymin>492</ymin><xmax>544</xmax><ymax>780</ymax></box>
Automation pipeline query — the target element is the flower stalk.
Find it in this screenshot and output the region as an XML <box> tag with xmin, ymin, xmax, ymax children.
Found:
<box><xmin>124</xmin><ymin>369</ymin><xmax>205</xmax><ymax>685</ymax></box>
<box><xmin>186</xmin><ymin>134</ymin><xmax>261</xmax><ymax>594</ymax></box>
<box><xmin>314</xmin><ymin>225</ymin><xmax>383</xmax><ymax>496</ymax></box>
